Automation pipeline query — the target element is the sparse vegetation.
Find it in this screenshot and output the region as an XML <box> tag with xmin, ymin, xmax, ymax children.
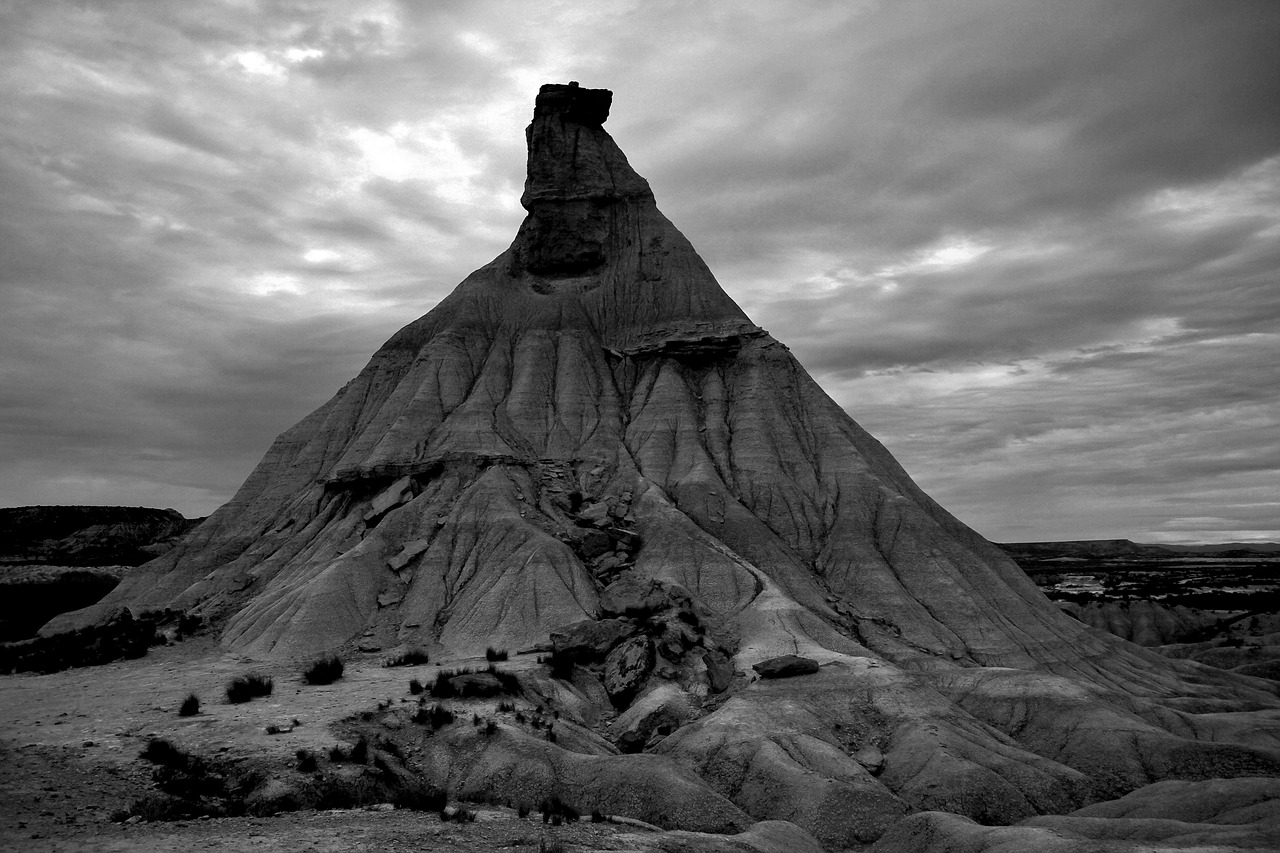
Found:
<box><xmin>178</xmin><ymin>693</ymin><xmax>200</xmax><ymax>716</ymax></box>
<box><xmin>303</xmin><ymin>654</ymin><xmax>344</xmax><ymax>685</ymax></box>
<box><xmin>384</xmin><ymin>648</ymin><xmax>430</xmax><ymax>667</ymax></box>
<box><xmin>225</xmin><ymin>672</ymin><xmax>273</xmax><ymax>704</ymax></box>
<box><xmin>115</xmin><ymin>732</ymin><xmax>450</xmax><ymax>823</ymax></box>
<box><xmin>540</xmin><ymin>796</ymin><xmax>580</xmax><ymax>824</ymax></box>
<box><xmin>412</xmin><ymin>703</ymin><xmax>455</xmax><ymax>729</ymax></box>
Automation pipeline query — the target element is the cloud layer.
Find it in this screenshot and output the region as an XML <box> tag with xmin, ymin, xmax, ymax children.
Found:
<box><xmin>2</xmin><ymin>0</ymin><xmax>1277</xmax><ymax>543</ymax></box>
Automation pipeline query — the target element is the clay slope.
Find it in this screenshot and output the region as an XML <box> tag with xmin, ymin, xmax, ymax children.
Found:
<box><xmin>42</xmin><ymin>83</ymin><xmax>1280</xmax><ymax>847</ymax></box>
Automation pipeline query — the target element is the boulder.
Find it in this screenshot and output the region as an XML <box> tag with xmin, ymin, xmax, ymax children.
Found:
<box><xmin>572</xmin><ymin>528</ymin><xmax>614</xmax><ymax>559</ymax></box>
<box><xmin>614</xmin><ymin>682</ymin><xmax>694</xmax><ymax>752</ymax></box>
<box><xmin>599</xmin><ymin>576</ymin><xmax>673</xmax><ymax>618</ymax></box>
<box><xmin>855</xmin><ymin>745</ymin><xmax>886</xmax><ymax>775</ymax></box>
<box><xmin>604</xmin><ymin>635</ymin><xmax>654</xmax><ymax>705</ymax></box>
<box><xmin>703</xmin><ymin>649</ymin><xmax>734</xmax><ymax>693</ymax></box>
<box><xmin>550</xmin><ymin>617</ymin><xmax>637</xmax><ymax>660</ymax></box>
<box><xmin>577</xmin><ymin>502</ymin><xmax>611</xmax><ymax>527</ymax></box>
<box><xmin>752</xmin><ymin>655</ymin><xmax>820</xmax><ymax>679</ymax></box>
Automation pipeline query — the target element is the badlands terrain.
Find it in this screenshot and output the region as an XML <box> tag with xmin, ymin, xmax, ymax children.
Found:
<box><xmin>3</xmin><ymin>84</ymin><xmax>1279</xmax><ymax>851</ymax></box>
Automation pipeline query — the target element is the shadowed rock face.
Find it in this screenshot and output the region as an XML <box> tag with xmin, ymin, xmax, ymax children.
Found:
<box><xmin>43</xmin><ymin>83</ymin><xmax>1280</xmax><ymax>847</ymax></box>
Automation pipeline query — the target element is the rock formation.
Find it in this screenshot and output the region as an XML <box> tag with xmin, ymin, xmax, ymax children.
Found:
<box><xmin>42</xmin><ymin>84</ymin><xmax>1280</xmax><ymax>849</ymax></box>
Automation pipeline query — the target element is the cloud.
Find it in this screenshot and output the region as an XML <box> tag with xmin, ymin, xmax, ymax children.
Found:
<box><xmin>1</xmin><ymin>0</ymin><xmax>1277</xmax><ymax>544</ymax></box>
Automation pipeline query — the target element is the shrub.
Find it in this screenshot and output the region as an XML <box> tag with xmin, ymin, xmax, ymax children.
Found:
<box><xmin>517</xmin><ymin>802</ymin><xmax>531</xmax><ymax>818</ymax></box>
<box><xmin>392</xmin><ymin>782</ymin><xmax>446</xmax><ymax>812</ymax></box>
<box><xmin>409</xmin><ymin>678</ymin><xmax>424</xmax><ymax>695</ymax></box>
<box><xmin>140</xmin><ymin>738</ymin><xmax>190</xmax><ymax>770</ymax></box>
<box><xmin>485</xmin><ymin>647</ymin><xmax>508</xmax><ymax>662</ymax></box>
<box><xmin>540</xmin><ymin>796</ymin><xmax>579</xmax><ymax>824</ymax></box>
<box><xmin>429</xmin><ymin>674</ymin><xmax>456</xmax><ymax>699</ymax></box>
<box><xmin>591</xmin><ymin>808</ymin><xmax>605</xmax><ymax>823</ymax></box>
<box><xmin>178</xmin><ymin>693</ymin><xmax>200</xmax><ymax>717</ymax></box>
<box><xmin>413</xmin><ymin>703</ymin><xmax>454</xmax><ymax>729</ymax></box>
<box><xmin>225</xmin><ymin>673</ymin><xmax>273</xmax><ymax>704</ymax></box>
<box><xmin>497</xmin><ymin>700</ymin><xmax>515</xmax><ymax>713</ymax></box>
<box><xmin>384</xmin><ymin>648</ymin><xmax>430</xmax><ymax>667</ymax></box>
<box><xmin>303</xmin><ymin>655</ymin><xmax>344</xmax><ymax>685</ymax></box>
<box><xmin>350</xmin><ymin>736</ymin><xmax>369</xmax><ymax>765</ymax></box>
<box><xmin>312</xmin><ymin>770</ymin><xmax>389</xmax><ymax>810</ymax></box>
<box><xmin>484</xmin><ymin>720</ymin><xmax>498</xmax><ymax>735</ymax></box>
<box><xmin>296</xmin><ymin>749</ymin><xmax>318</xmax><ymax>772</ymax></box>
<box><xmin>488</xmin><ymin>665</ymin><xmax>521</xmax><ymax>694</ymax></box>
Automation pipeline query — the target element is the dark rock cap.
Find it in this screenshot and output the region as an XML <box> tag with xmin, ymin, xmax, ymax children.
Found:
<box><xmin>534</xmin><ymin>82</ymin><xmax>612</xmax><ymax>126</ymax></box>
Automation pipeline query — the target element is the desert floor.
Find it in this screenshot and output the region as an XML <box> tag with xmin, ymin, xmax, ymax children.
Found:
<box><xmin>0</xmin><ymin>639</ymin><xmax>676</xmax><ymax>852</ymax></box>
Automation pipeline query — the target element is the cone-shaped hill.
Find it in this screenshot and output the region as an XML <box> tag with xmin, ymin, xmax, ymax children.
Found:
<box><xmin>44</xmin><ymin>84</ymin><xmax>1280</xmax><ymax>849</ymax></box>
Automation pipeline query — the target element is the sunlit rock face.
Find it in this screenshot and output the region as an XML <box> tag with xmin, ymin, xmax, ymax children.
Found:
<box><xmin>45</xmin><ymin>83</ymin><xmax>1280</xmax><ymax>848</ymax></box>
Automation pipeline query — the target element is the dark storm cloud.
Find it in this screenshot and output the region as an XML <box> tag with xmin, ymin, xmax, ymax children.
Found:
<box><xmin>1</xmin><ymin>0</ymin><xmax>1277</xmax><ymax>543</ymax></box>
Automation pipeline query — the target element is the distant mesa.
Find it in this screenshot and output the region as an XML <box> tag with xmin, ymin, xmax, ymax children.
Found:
<box><xmin>32</xmin><ymin>85</ymin><xmax>1280</xmax><ymax>849</ymax></box>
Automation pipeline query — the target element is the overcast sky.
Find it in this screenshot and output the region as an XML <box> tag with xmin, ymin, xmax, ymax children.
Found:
<box><xmin>2</xmin><ymin>1</ymin><xmax>1277</xmax><ymax>544</ymax></box>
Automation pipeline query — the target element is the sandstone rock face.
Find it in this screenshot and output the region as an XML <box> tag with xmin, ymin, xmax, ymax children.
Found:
<box><xmin>41</xmin><ymin>83</ymin><xmax>1280</xmax><ymax>847</ymax></box>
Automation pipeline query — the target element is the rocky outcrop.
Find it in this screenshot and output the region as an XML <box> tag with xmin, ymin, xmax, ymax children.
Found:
<box><xmin>40</xmin><ymin>83</ymin><xmax>1280</xmax><ymax>846</ymax></box>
